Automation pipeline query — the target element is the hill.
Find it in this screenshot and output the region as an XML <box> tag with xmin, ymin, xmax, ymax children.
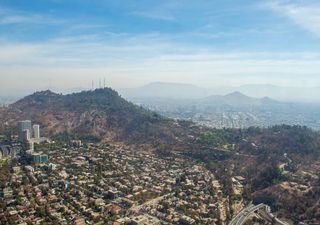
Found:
<box><xmin>128</xmin><ymin>91</ymin><xmax>279</xmax><ymax>109</ymax></box>
<box><xmin>186</xmin><ymin>125</ymin><xmax>320</xmax><ymax>224</ymax></box>
<box><xmin>200</xmin><ymin>91</ymin><xmax>278</xmax><ymax>107</ymax></box>
<box><xmin>129</xmin><ymin>90</ymin><xmax>320</xmax><ymax>130</ymax></box>
<box><xmin>237</xmin><ymin>84</ymin><xmax>320</xmax><ymax>103</ymax></box>
<box><xmin>0</xmin><ymin>88</ymin><xmax>192</xmax><ymax>144</ymax></box>
<box><xmin>120</xmin><ymin>82</ymin><xmax>209</xmax><ymax>99</ymax></box>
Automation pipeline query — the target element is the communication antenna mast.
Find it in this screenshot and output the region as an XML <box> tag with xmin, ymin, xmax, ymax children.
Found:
<box><xmin>49</xmin><ymin>79</ymin><xmax>52</xmax><ymax>90</ymax></box>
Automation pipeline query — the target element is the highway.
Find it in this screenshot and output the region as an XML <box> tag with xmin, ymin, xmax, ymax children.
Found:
<box><xmin>229</xmin><ymin>203</ymin><xmax>265</xmax><ymax>225</ymax></box>
<box><xmin>229</xmin><ymin>203</ymin><xmax>288</xmax><ymax>225</ymax></box>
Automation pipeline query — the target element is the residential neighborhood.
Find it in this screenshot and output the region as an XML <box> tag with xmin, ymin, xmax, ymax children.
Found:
<box><xmin>0</xmin><ymin>141</ymin><xmax>230</xmax><ymax>225</ymax></box>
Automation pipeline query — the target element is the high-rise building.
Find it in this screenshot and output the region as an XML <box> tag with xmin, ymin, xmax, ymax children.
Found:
<box><xmin>22</xmin><ymin>129</ymin><xmax>30</xmax><ymax>142</ymax></box>
<box><xmin>18</xmin><ymin>120</ymin><xmax>32</xmax><ymax>142</ymax></box>
<box><xmin>33</xmin><ymin>124</ymin><xmax>40</xmax><ymax>139</ymax></box>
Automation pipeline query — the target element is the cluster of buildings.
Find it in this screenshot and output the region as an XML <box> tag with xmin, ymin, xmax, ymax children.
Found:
<box><xmin>0</xmin><ymin>120</ymin><xmax>48</xmax><ymax>163</ymax></box>
<box><xmin>0</xmin><ymin>142</ymin><xmax>230</xmax><ymax>225</ymax></box>
<box><xmin>19</xmin><ymin>120</ymin><xmax>49</xmax><ymax>164</ymax></box>
<box><xmin>18</xmin><ymin>120</ymin><xmax>40</xmax><ymax>143</ymax></box>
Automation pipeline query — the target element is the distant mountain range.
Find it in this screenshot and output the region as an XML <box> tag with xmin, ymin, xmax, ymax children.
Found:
<box><xmin>2</xmin><ymin>82</ymin><xmax>320</xmax><ymax>105</ymax></box>
<box><xmin>125</xmin><ymin>86</ymin><xmax>320</xmax><ymax>130</ymax></box>
<box><xmin>121</xmin><ymin>82</ymin><xmax>209</xmax><ymax>99</ymax></box>
<box><xmin>200</xmin><ymin>91</ymin><xmax>277</xmax><ymax>106</ymax></box>
<box><xmin>236</xmin><ymin>84</ymin><xmax>320</xmax><ymax>103</ymax></box>
<box><xmin>126</xmin><ymin>88</ymin><xmax>284</xmax><ymax>110</ymax></box>
<box><xmin>120</xmin><ymin>82</ymin><xmax>320</xmax><ymax>103</ymax></box>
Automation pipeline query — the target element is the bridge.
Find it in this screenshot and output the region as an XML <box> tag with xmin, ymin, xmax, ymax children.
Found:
<box><xmin>229</xmin><ymin>203</ymin><xmax>288</xmax><ymax>225</ymax></box>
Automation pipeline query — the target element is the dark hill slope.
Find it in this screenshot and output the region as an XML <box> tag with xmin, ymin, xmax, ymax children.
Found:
<box><xmin>3</xmin><ymin>88</ymin><xmax>192</xmax><ymax>144</ymax></box>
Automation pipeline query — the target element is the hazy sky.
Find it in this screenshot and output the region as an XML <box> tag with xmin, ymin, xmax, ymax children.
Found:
<box><xmin>1</xmin><ymin>0</ymin><xmax>320</xmax><ymax>96</ymax></box>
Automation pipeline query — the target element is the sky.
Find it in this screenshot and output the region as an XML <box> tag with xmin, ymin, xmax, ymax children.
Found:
<box><xmin>1</xmin><ymin>0</ymin><xmax>320</xmax><ymax>96</ymax></box>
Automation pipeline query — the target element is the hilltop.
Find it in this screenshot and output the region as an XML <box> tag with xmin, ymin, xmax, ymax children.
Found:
<box><xmin>200</xmin><ymin>91</ymin><xmax>278</xmax><ymax>106</ymax></box>
<box><xmin>1</xmin><ymin>88</ymin><xmax>193</xmax><ymax>144</ymax></box>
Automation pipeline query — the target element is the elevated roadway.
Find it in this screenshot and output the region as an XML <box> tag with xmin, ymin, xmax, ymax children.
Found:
<box><xmin>229</xmin><ymin>203</ymin><xmax>288</xmax><ymax>225</ymax></box>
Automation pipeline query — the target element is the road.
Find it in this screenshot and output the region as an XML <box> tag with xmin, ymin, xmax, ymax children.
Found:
<box><xmin>229</xmin><ymin>203</ymin><xmax>288</xmax><ymax>225</ymax></box>
<box><xmin>229</xmin><ymin>203</ymin><xmax>265</xmax><ymax>225</ymax></box>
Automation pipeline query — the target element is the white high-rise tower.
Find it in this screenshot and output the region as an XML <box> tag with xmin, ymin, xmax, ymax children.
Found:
<box><xmin>33</xmin><ymin>124</ymin><xmax>40</xmax><ymax>139</ymax></box>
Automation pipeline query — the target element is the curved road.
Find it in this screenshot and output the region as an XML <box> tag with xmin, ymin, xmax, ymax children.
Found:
<box><xmin>229</xmin><ymin>203</ymin><xmax>288</xmax><ymax>225</ymax></box>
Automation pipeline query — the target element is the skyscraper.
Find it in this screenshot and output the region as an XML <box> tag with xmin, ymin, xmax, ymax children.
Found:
<box><xmin>22</xmin><ymin>129</ymin><xmax>30</xmax><ymax>142</ymax></box>
<box><xmin>18</xmin><ymin>120</ymin><xmax>32</xmax><ymax>142</ymax></box>
<box><xmin>33</xmin><ymin>124</ymin><xmax>40</xmax><ymax>139</ymax></box>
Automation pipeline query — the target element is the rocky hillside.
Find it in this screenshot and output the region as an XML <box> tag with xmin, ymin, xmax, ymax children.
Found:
<box><xmin>0</xmin><ymin>88</ymin><xmax>193</xmax><ymax>144</ymax></box>
<box><xmin>186</xmin><ymin>125</ymin><xmax>320</xmax><ymax>224</ymax></box>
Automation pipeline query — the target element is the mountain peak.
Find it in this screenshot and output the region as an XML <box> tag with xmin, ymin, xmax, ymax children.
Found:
<box><xmin>33</xmin><ymin>90</ymin><xmax>59</xmax><ymax>97</ymax></box>
<box><xmin>122</xmin><ymin>82</ymin><xmax>207</xmax><ymax>99</ymax></box>
<box><xmin>224</xmin><ymin>92</ymin><xmax>254</xmax><ymax>101</ymax></box>
<box><xmin>202</xmin><ymin>91</ymin><xmax>278</xmax><ymax>106</ymax></box>
<box><xmin>225</xmin><ymin>91</ymin><xmax>247</xmax><ymax>98</ymax></box>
